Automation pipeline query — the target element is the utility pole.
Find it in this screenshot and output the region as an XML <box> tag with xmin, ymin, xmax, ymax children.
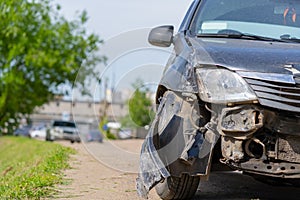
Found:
<box><xmin>100</xmin><ymin>77</ymin><xmax>109</xmax><ymax>122</ymax></box>
<box><xmin>103</xmin><ymin>78</ymin><xmax>108</xmax><ymax>119</ymax></box>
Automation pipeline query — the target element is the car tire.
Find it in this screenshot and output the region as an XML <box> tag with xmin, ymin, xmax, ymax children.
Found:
<box><xmin>155</xmin><ymin>174</ymin><xmax>200</xmax><ymax>200</ymax></box>
<box><xmin>70</xmin><ymin>140</ymin><xmax>75</xmax><ymax>143</ymax></box>
<box><xmin>46</xmin><ymin>135</ymin><xmax>54</xmax><ymax>142</ymax></box>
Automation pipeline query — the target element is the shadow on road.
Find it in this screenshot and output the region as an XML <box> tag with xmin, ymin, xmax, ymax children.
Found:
<box><xmin>193</xmin><ymin>172</ymin><xmax>300</xmax><ymax>200</ymax></box>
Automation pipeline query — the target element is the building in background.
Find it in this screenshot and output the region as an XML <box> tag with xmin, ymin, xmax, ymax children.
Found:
<box><xmin>30</xmin><ymin>100</ymin><xmax>128</xmax><ymax>133</ymax></box>
<box><xmin>30</xmin><ymin>87</ymin><xmax>156</xmax><ymax>138</ymax></box>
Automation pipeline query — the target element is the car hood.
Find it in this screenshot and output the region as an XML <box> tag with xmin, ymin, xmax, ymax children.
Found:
<box><xmin>189</xmin><ymin>37</ymin><xmax>300</xmax><ymax>76</ymax></box>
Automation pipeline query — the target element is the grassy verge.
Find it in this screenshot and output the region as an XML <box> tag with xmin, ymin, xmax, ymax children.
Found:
<box><xmin>0</xmin><ymin>136</ymin><xmax>75</xmax><ymax>199</ymax></box>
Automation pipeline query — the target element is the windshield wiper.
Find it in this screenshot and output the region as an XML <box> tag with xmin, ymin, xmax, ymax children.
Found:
<box><xmin>197</xmin><ymin>33</ymin><xmax>287</xmax><ymax>43</ymax></box>
<box><xmin>280</xmin><ymin>34</ymin><xmax>300</xmax><ymax>43</ymax></box>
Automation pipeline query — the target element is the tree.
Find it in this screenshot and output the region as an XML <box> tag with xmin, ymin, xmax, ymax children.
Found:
<box><xmin>122</xmin><ymin>79</ymin><xmax>155</xmax><ymax>128</ymax></box>
<box><xmin>0</xmin><ymin>0</ymin><xmax>104</xmax><ymax>131</ymax></box>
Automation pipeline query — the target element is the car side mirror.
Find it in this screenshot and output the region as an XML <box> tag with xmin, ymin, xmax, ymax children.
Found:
<box><xmin>148</xmin><ymin>25</ymin><xmax>174</xmax><ymax>47</ymax></box>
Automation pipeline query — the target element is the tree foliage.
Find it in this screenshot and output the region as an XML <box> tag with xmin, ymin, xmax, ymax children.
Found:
<box><xmin>0</xmin><ymin>0</ymin><xmax>104</xmax><ymax>130</ymax></box>
<box><xmin>123</xmin><ymin>79</ymin><xmax>155</xmax><ymax>128</ymax></box>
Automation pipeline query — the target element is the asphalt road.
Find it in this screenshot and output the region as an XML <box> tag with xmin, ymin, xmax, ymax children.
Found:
<box><xmin>193</xmin><ymin>172</ymin><xmax>300</xmax><ymax>200</ymax></box>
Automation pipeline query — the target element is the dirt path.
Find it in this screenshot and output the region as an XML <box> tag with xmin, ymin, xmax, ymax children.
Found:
<box><xmin>52</xmin><ymin>139</ymin><xmax>300</xmax><ymax>200</ymax></box>
<box><xmin>53</xmin><ymin>140</ymin><xmax>160</xmax><ymax>200</ymax></box>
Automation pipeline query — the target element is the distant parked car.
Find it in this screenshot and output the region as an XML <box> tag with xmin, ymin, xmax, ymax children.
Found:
<box><xmin>118</xmin><ymin>128</ymin><xmax>132</xmax><ymax>139</ymax></box>
<box><xmin>86</xmin><ymin>129</ymin><xmax>103</xmax><ymax>143</ymax></box>
<box><xmin>13</xmin><ymin>125</ymin><xmax>32</xmax><ymax>137</ymax></box>
<box><xmin>46</xmin><ymin>120</ymin><xmax>81</xmax><ymax>143</ymax></box>
<box><xmin>29</xmin><ymin>124</ymin><xmax>47</xmax><ymax>138</ymax></box>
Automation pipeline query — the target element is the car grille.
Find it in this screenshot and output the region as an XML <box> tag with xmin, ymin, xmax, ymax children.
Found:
<box><xmin>63</xmin><ymin>131</ymin><xmax>74</xmax><ymax>134</ymax></box>
<box><xmin>245</xmin><ymin>78</ymin><xmax>300</xmax><ymax>113</ymax></box>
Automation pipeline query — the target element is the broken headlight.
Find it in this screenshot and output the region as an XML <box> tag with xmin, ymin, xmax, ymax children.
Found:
<box><xmin>196</xmin><ymin>67</ymin><xmax>257</xmax><ymax>104</ymax></box>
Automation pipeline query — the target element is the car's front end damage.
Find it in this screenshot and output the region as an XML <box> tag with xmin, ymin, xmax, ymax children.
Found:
<box><xmin>137</xmin><ymin>0</ymin><xmax>300</xmax><ymax>198</ymax></box>
<box><xmin>215</xmin><ymin>73</ymin><xmax>300</xmax><ymax>179</ymax></box>
<box><xmin>190</xmin><ymin>37</ymin><xmax>300</xmax><ymax>180</ymax></box>
<box><xmin>137</xmin><ymin>90</ymin><xmax>217</xmax><ymax>198</ymax></box>
<box><xmin>137</xmin><ymin>32</ymin><xmax>300</xmax><ymax>198</ymax></box>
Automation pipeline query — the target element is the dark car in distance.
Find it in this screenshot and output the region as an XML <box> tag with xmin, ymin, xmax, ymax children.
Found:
<box><xmin>137</xmin><ymin>0</ymin><xmax>300</xmax><ymax>199</ymax></box>
<box><xmin>13</xmin><ymin>125</ymin><xmax>32</xmax><ymax>137</ymax></box>
<box><xmin>86</xmin><ymin>129</ymin><xmax>103</xmax><ymax>143</ymax></box>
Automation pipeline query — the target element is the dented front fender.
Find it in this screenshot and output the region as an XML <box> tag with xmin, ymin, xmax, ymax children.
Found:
<box><xmin>136</xmin><ymin>91</ymin><xmax>218</xmax><ymax>198</ymax></box>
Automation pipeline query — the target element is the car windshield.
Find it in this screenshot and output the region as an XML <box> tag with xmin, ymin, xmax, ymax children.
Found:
<box><xmin>191</xmin><ymin>0</ymin><xmax>300</xmax><ymax>41</ymax></box>
<box><xmin>53</xmin><ymin>121</ymin><xmax>76</xmax><ymax>128</ymax></box>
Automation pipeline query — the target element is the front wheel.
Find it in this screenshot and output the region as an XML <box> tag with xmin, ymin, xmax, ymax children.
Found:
<box><xmin>155</xmin><ymin>174</ymin><xmax>200</xmax><ymax>200</ymax></box>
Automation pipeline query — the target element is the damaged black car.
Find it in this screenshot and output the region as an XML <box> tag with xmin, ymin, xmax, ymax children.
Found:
<box><xmin>137</xmin><ymin>0</ymin><xmax>300</xmax><ymax>199</ymax></box>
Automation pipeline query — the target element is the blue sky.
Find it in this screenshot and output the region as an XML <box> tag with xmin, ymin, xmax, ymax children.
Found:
<box><xmin>53</xmin><ymin>0</ymin><xmax>194</xmax><ymax>101</ymax></box>
<box><xmin>55</xmin><ymin>0</ymin><xmax>193</xmax><ymax>39</ymax></box>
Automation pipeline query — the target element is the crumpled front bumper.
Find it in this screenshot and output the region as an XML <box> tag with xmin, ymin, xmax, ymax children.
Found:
<box><xmin>136</xmin><ymin>121</ymin><xmax>170</xmax><ymax>199</ymax></box>
<box><xmin>136</xmin><ymin>91</ymin><xmax>217</xmax><ymax>198</ymax></box>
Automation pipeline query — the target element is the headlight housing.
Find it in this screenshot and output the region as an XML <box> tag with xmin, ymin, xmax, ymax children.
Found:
<box><xmin>54</xmin><ymin>127</ymin><xmax>63</xmax><ymax>134</ymax></box>
<box><xmin>196</xmin><ymin>67</ymin><xmax>257</xmax><ymax>104</ymax></box>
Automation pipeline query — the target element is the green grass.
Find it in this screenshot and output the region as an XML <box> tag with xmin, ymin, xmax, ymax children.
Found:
<box><xmin>0</xmin><ymin>136</ymin><xmax>75</xmax><ymax>199</ymax></box>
